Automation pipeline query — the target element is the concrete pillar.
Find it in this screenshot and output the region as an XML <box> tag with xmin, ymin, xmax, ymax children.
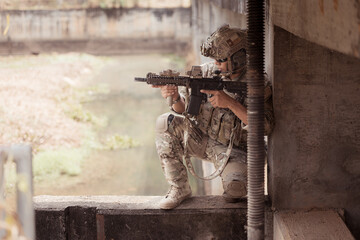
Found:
<box><xmin>269</xmin><ymin>26</ymin><xmax>360</xmax><ymax>238</ymax></box>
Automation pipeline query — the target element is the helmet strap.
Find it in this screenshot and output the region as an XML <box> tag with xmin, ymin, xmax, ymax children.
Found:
<box><xmin>224</xmin><ymin>59</ymin><xmax>246</xmax><ymax>80</ymax></box>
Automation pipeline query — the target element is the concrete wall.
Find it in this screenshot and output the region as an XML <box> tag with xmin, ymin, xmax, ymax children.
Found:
<box><xmin>0</xmin><ymin>7</ymin><xmax>191</xmax><ymax>55</ymax></box>
<box><xmin>269</xmin><ymin>26</ymin><xmax>360</xmax><ymax>238</ymax></box>
<box><xmin>271</xmin><ymin>0</ymin><xmax>360</xmax><ymax>59</ymax></box>
<box><xmin>34</xmin><ymin>195</ymin><xmax>248</xmax><ymax>240</ymax></box>
<box><xmin>267</xmin><ymin>1</ymin><xmax>360</xmax><ymax>238</ymax></box>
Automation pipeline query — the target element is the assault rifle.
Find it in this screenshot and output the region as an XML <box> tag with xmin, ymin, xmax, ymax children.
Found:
<box><xmin>134</xmin><ymin>66</ymin><xmax>246</xmax><ymax>116</ymax></box>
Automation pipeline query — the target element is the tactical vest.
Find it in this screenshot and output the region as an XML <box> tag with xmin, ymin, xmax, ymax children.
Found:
<box><xmin>194</xmin><ymin>95</ymin><xmax>247</xmax><ymax>151</ymax></box>
<box><xmin>178</xmin><ymin>62</ymin><xmax>247</xmax><ymax>151</ymax></box>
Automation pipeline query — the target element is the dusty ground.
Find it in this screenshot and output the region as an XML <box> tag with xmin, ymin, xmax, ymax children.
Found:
<box><xmin>0</xmin><ymin>54</ymin><xmax>92</xmax><ymax>150</ymax></box>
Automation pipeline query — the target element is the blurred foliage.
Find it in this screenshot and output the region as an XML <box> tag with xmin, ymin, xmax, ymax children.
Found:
<box><xmin>33</xmin><ymin>148</ymin><xmax>86</xmax><ymax>180</ymax></box>
<box><xmin>1</xmin><ymin>53</ymin><xmax>140</xmax><ymax>182</ymax></box>
<box><xmin>66</xmin><ymin>103</ymin><xmax>108</xmax><ymax>126</ymax></box>
<box><xmin>101</xmin><ymin>134</ymin><xmax>140</xmax><ymax>150</ymax></box>
<box><xmin>0</xmin><ymin>201</ymin><xmax>27</xmax><ymax>240</ymax></box>
<box><xmin>60</xmin><ymin>84</ymin><xmax>109</xmax><ymax>127</ymax></box>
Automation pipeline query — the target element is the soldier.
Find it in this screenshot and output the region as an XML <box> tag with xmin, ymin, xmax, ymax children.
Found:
<box><xmin>153</xmin><ymin>24</ymin><xmax>274</xmax><ymax>209</ymax></box>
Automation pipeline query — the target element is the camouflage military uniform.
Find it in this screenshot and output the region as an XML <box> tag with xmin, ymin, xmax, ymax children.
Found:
<box><xmin>155</xmin><ymin>62</ymin><xmax>275</xmax><ymax>199</ymax></box>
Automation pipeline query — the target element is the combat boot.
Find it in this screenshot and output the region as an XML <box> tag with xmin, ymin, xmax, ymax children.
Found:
<box><xmin>222</xmin><ymin>180</ymin><xmax>247</xmax><ymax>203</ymax></box>
<box><xmin>159</xmin><ymin>184</ymin><xmax>192</xmax><ymax>210</ymax></box>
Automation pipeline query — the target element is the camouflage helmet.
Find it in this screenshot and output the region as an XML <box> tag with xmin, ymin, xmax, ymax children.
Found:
<box><xmin>200</xmin><ymin>24</ymin><xmax>247</xmax><ymax>60</ymax></box>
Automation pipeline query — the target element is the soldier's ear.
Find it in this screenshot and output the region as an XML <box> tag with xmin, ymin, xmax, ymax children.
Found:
<box><xmin>230</xmin><ymin>49</ymin><xmax>246</xmax><ymax>71</ymax></box>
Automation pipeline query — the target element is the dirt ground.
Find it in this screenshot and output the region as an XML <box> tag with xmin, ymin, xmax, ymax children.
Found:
<box><xmin>0</xmin><ymin>53</ymin><xmax>195</xmax><ymax>210</ymax></box>
<box><xmin>0</xmin><ymin>54</ymin><xmax>90</xmax><ymax>150</ymax></box>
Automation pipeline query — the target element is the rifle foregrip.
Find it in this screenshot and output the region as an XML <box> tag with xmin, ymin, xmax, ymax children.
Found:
<box><xmin>167</xmin><ymin>96</ymin><xmax>173</xmax><ymax>107</ymax></box>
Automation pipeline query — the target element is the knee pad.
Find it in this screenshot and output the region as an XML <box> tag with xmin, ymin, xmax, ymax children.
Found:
<box><xmin>221</xmin><ymin>161</ymin><xmax>247</xmax><ymax>198</ymax></box>
<box><xmin>155</xmin><ymin>113</ymin><xmax>174</xmax><ymax>133</ymax></box>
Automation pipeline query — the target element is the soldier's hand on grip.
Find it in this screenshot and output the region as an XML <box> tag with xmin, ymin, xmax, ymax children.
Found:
<box><xmin>152</xmin><ymin>85</ymin><xmax>179</xmax><ymax>100</ymax></box>
<box><xmin>200</xmin><ymin>90</ymin><xmax>232</xmax><ymax>109</ymax></box>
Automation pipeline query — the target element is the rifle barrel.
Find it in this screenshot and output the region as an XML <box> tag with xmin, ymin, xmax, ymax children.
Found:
<box><xmin>134</xmin><ymin>77</ymin><xmax>147</xmax><ymax>82</ymax></box>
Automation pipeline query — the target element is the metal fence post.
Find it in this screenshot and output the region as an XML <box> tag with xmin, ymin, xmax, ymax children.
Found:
<box><xmin>0</xmin><ymin>145</ymin><xmax>35</xmax><ymax>240</ymax></box>
<box><xmin>13</xmin><ymin>145</ymin><xmax>35</xmax><ymax>240</ymax></box>
<box><xmin>0</xmin><ymin>148</ymin><xmax>7</xmax><ymax>239</ymax></box>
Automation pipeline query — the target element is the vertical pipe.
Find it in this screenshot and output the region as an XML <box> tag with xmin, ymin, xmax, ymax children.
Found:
<box><xmin>246</xmin><ymin>0</ymin><xmax>265</xmax><ymax>239</ymax></box>
<box><xmin>14</xmin><ymin>145</ymin><xmax>35</xmax><ymax>240</ymax></box>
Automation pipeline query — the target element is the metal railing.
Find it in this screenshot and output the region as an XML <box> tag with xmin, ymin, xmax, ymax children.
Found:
<box><xmin>0</xmin><ymin>145</ymin><xmax>35</xmax><ymax>240</ymax></box>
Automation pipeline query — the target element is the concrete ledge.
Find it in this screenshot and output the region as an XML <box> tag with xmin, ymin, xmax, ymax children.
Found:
<box><xmin>274</xmin><ymin>209</ymin><xmax>355</xmax><ymax>240</ymax></box>
<box><xmin>34</xmin><ymin>195</ymin><xmax>247</xmax><ymax>240</ymax></box>
<box><xmin>0</xmin><ymin>38</ymin><xmax>190</xmax><ymax>56</ymax></box>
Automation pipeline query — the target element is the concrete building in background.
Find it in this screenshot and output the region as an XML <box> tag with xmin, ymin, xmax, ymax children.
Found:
<box><xmin>0</xmin><ymin>7</ymin><xmax>192</xmax><ymax>55</ymax></box>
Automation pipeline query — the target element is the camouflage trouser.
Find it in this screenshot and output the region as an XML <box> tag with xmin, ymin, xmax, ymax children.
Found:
<box><xmin>155</xmin><ymin>113</ymin><xmax>247</xmax><ymax>196</ymax></box>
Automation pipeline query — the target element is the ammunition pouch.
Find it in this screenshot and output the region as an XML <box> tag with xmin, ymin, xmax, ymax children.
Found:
<box><xmin>196</xmin><ymin>102</ymin><xmax>247</xmax><ymax>151</ymax></box>
<box><xmin>197</xmin><ymin>102</ymin><xmax>214</xmax><ymax>133</ymax></box>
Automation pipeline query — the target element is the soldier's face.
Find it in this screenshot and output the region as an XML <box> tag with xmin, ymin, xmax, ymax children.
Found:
<box><xmin>214</xmin><ymin>60</ymin><xmax>228</xmax><ymax>73</ymax></box>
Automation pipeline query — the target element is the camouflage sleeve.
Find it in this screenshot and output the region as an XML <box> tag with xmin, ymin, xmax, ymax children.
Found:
<box><xmin>264</xmin><ymin>81</ymin><xmax>275</xmax><ymax>135</ymax></box>
<box><xmin>178</xmin><ymin>86</ymin><xmax>187</xmax><ymax>99</ymax></box>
